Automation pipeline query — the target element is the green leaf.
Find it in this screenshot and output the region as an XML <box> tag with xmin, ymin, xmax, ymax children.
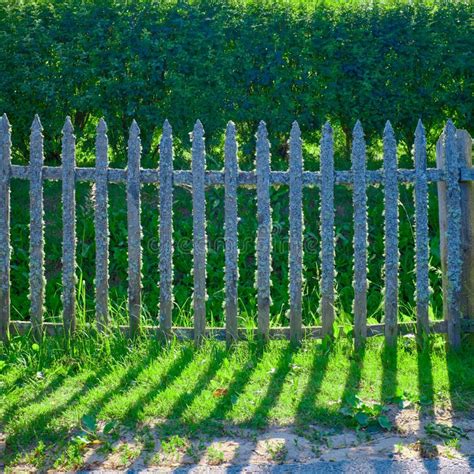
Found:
<box><xmin>378</xmin><ymin>415</ymin><xmax>392</xmax><ymax>430</ymax></box>
<box><xmin>103</xmin><ymin>421</ymin><xmax>118</xmax><ymax>435</ymax></box>
<box><xmin>354</xmin><ymin>412</ymin><xmax>369</xmax><ymax>427</ymax></box>
<box><xmin>81</xmin><ymin>414</ymin><xmax>96</xmax><ymax>432</ymax></box>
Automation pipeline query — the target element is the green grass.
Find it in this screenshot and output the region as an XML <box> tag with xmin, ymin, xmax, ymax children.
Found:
<box><xmin>1</xmin><ymin>331</ymin><xmax>474</xmax><ymax>470</ymax></box>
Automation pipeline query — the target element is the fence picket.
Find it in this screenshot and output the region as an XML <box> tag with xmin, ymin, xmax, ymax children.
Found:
<box><xmin>95</xmin><ymin>119</ymin><xmax>109</xmax><ymax>331</ymax></box>
<box><xmin>224</xmin><ymin>121</ymin><xmax>239</xmax><ymax>345</ymax></box>
<box><xmin>383</xmin><ymin>121</ymin><xmax>399</xmax><ymax>345</ymax></box>
<box><xmin>352</xmin><ymin>120</ymin><xmax>367</xmax><ymax>349</ymax></box>
<box><xmin>289</xmin><ymin>121</ymin><xmax>303</xmax><ymax>343</ymax></box>
<box><xmin>320</xmin><ymin>122</ymin><xmax>335</xmax><ymax>337</ymax></box>
<box><xmin>0</xmin><ymin>114</ymin><xmax>11</xmax><ymax>341</ymax></box>
<box><xmin>159</xmin><ymin>120</ymin><xmax>174</xmax><ymax>337</ymax></box>
<box><xmin>61</xmin><ymin>117</ymin><xmax>76</xmax><ymax>335</ymax></box>
<box><xmin>127</xmin><ymin>120</ymin><xmax>142</xmax><ymax>337</ymax></box>
<box><xmin>443</xmin><ymin>120</ymin><xmax>462</xmax><ymax>349</ymax></box>
<box><xmin>414</xmin><ymin>120</ymin><xmax>430</xmax><ymax>335</ymax></box>
<box><xmin>29</xmin><ymin>115</ymin><xmax>45</xmax><ymax>339</ymax></box>
<box><xmin>192</xmin><ymin>120</ymin><xmax>207</xmax><ymax>344</ymax></box>
<box><xmin>256</xmin><ymin>121</ymin><xmax>271</xmax><ymax>340</ymax></box>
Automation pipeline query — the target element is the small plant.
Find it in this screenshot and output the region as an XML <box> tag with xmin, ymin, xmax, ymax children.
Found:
<box><xmin>410</xmin><ymin>438</ymin><xmax>438</xmax><ymax>459</ymax></box>
<box><xmin>339</xmin><ymin>394</ymin><xmax>392</xmax><ymax>430</ymax></box>
<box><xmin>53</xmin><ymin>436</ymin><xmax>89</xmax><ymax>470</ymax></box>
<box><xmin>23</xmin><ymin>441</ymin><xmax>47</xmax><ymax>468</ymax></box>
<box><xmin>206</xmin><ymin>444</ymin><xmax>225</xmax><ymax>465</ymax></box>
<box><xmin>118</xmin><ymin>444</ymin><xmax>140</xmax><ymax>466</ymax></box>
<box><xmin>266</xmin><ymin>441</ymin><xmax>288</xmax><ymax>463</ymax></box>
<box><xmin>425</xmin><ymin>422</ymin><xmax>468</xmax><ymax>441</ymax></box>
<box><xmin>444</xmin><ymin>437</ymin><xmax>461</xmax><ymax>450</ymax></box>
<box><xmin>161</xmin><ymin>435</ymin><xmax>188</xmax><ymax>460</ymax></box>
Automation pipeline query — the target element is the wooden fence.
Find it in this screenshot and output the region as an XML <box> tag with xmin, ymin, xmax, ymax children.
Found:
<box><xmin>0</xmin><ymin>114</ymin><xmax>473</xmax><ymax>348</ymax></box>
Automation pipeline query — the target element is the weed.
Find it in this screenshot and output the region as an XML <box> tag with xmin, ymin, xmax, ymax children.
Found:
<box><xmin>266</xmin><ymin>440</ymin><xmax>288</xmax><ymax>463</ymax></box>
<box><xmin>206</xmin><ymin>444</ymin><xmax>225</xmax><ymax>465</ymax></box>
<box><xmin>425</xmin><ymin>422</ymin><xmax>468</xmax><ymax>441</ymax></box>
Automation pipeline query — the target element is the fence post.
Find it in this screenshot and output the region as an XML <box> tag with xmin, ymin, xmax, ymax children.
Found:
<box><xmin>437</xmin><ymin>120</ymin><xmax>462</xmax><ymax>349</ymax></box>
<box><xmin>29</xmin><ymin>115</ymin><xmax>45</xmax><ymax>340</ymax></box>
<box><xmin>159</xmin><ymin>120</ymin><xmax>174</xmax><ymax>338</ymax></box>
<box><xmin>457</xmin><ymin>130</ymin><xmax>474</xmax><ymax>325</ymax></box>
<box><xmin>192</xmin><ymin>120</ymin><xmax>207</xmax><ymax>345</ymax></box>
<box><xmin>61</xmin><ymin>117</ymin><xmax>76</xmax><ymax>336</ymax></box>
<box><xmin>320</xmin><ymin>122</ymin><xmax>335</xmax><ymax>338</ymax></box>
<box><xmin>256</xmin><ymin>121</ymin><xmax>271</xmax><ymax>341</ymax></box>
<box><xmin>95</xmin><ymin>118</ymin><xmax>109</xmax><ymax>331</ymax></box>
<box><xmin>289</xmin><ymin>121</ymin><xmax>303</xmax><ymax>344</ymax></box>
<box><xmin>127</xmin><ymin>120</ymin><xmax>142</xmax><ymax>338</ymax></box>
<box><xmin>383</xmin><ymin>121</ymin><xmax>399</xmax><ymax>345</ymax></box>
<box><xmin>0</xmin><ymin>114</ymin><xmax>11</xmax><ymax>342</ymax></box>
<box><xmin>352</xmin><ymin>120</ymin><xmax>368</xmax><ymax>350</ymax></box>
<box><xmin>414</xmin><ymin>120</ymin><xmax>430</xmax><ymax>336</ymax></box>
<box><xmin>224</xmin><ymin>121</ymin><xmax>239</xmax><ymax>345</ymax></box>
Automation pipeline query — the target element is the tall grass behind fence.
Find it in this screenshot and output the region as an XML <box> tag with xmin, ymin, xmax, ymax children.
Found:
<box><xmin>0</xmin><ymin>114</ymin><xmax>473</xmax><ymax>349</ymax></box>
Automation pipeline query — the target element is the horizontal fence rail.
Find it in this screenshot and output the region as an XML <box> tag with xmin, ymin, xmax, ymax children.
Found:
<box><xmin>0</xmin><ymin>114</ymin><xmax>473</xmax><ymax>349</ymax></box>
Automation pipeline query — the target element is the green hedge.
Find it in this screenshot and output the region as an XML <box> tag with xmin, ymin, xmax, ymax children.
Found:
<box><xmin>0</xmin><ymin>0</ymin><xmax>472</xmax><ymax>162</ymax></box>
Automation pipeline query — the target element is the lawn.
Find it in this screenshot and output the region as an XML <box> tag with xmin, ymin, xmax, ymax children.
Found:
<box><xmin>1</xmin><ymin>332</ymin><xmax>474</xmax><ymax>470</ymax></box>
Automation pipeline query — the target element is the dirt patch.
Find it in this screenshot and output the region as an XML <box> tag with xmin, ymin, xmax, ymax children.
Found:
<box><xmin>4</xmin><ymin>406</ymin><xmax>474</xmax><ymax>471</ymax></box>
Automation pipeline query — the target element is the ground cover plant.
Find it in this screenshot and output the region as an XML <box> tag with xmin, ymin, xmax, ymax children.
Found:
<box><xmin>1</xmin><ymin>331</ymin><xmax>474</xmax><ymax>470</ymax></box>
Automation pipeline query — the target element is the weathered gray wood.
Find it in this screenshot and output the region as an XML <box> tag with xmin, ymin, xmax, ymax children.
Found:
<box><xmin>61</xmin><ymin>117</ymin><xmax>76</xmax><ymax>336</ymax></box>
<box><xmin>224</xmin><ymin>121</ymin><xmax>239</xmax><ymax>345</ymax></box>
<box><xmin>159</xmin><ymin>120</ymin><xmax>174</xmax><ymax>337</ymax></box>
<box><xmin>320</xmin><ymin>122</ymin><xmax>335</xmax><ymax>337</ymax></box>
<box><xmin>10</xmin><ymin>319</ymin><xmax>464</xmax><ymax>339</ymax></box>
<box><xmin>9</xmin><ymin>163</ymin><xmax>449</xmax><ymax>186</ymax></box>
<box><xmin>383</xmin><ymin>121</ymin><xmax>399</xmax><ymax>345</ymax></box>
<box><xmin>414</xmin><ymin>120</ymin><xmax>430</xmax><ymax>335</ymax></box>
<box><xmin>127</xmin><ymin>120</ymin><xmax>142</xmax><ymax>337</ymax></box>
<box><xmin>29</xmin><ymin>115</ymin><xmax>45</xmax><ymax>339</ymax></box>
<box><xmin>0</xmin><ymin>114</ymin><xmax>11</xmax><ymax>342</ymax></box>
<box><xmin>192</xmin><ymin>120</ymin><xmax>207</xmax><ymax>344</ymax></box>
<box><xmin>256</xmin><ymin>121</ymin><xmax>272</xmax><ymax>340</ymax></box>
<box><xmin>289</xmin><ymin>121</ymin><xmax>303</xmax><ymax>343</ymax></box>
<box><xmin>437</xmin><ymin>121</ymin><xmax>462</xmax><ymax>349</ymax></box>
<box><xmin>352</xmin><ymin>120</ymin><xmax>367</xmax><ymax>349</ymax></box>
<box><xmin>95</xmin><ymin>118</ymin><xmax>109</xmax><ymax>331</ymax></box>
<box><xmin>457</xmin><ymin>130</ymin><xmax>474</xmax><ymax>322</ymax></box>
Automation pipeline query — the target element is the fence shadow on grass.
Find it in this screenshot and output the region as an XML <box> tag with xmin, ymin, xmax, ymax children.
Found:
<box><xmin>230</xmin><ymin>342</ymin><xmax>297</xmax><ymax>468</ymax></box>
<box><xmin>5</xmin><ymin>361</ymin><xmax>117</xmax><ymax>457</ymax></box>
<box><xmin>381</xmin><ymin>343</ymin><xmax>397</xmax><ymax>403</ymax></box>
<box><xmin>339</xmin><ymin>344</ymin><xmax>366</xmax><ymax>411</ymax></box>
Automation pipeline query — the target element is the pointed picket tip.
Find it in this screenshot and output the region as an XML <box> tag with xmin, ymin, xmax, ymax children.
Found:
<box><xmin>415</xmin><ymin>119</ymin><xmax>425</xmax><ymax>138</ymax></box>
<box><xmin>445</xmin><ymin>118</ymin><xmax>456</xmax><ymax>136</ymax></box>
<box><xmin>1</xmin><ymin>113</ymin><xmax>10</xmax><ymax>132</ymax></box>
<box><xmin>226</xmin><ymin>121</ymin><xmax>236</xmax><ymax>136</ymax></box>
<box><xmin>383</xmin><ymin>120</ymin><xmax>394</xmax><ymax>136</ymax></box>
<box><xmin>129</xmin><ymin>119</ymin><xmax>140</xmax><ymax>136</ymax></box>
<box><xmin>193</xmin><ymin>119</ymin><xmax>204</xmax><ymax>135</ymax></box>
<box><xmin>291</xmin><ymin>120</ymin><xmax>301</xmax><ymax>138</ymax></box>
<box><xmin>257</xmin><ymin>120</ymin><xmax>268</xmax><ymax>138</ymax></box>
<box><xmin>353</xmin><ymin>120</ymin><xmax>364</xmax><ymax>138</ymax></box>
<box><xmin>323</xmin><ymin>121</ymin><xmax>333</xmax><ymax>134</ymax></box>
<box><xmin>62</xmin><ymin>116</ymin><xmax>74</xmax><ymax>134</ymax></box>
<box><xmin>97</xmin><ymin>118</ymin><xmax>107</xmax><ymax>134</ymax></box>
<box><xmin>162</xmin><ymin>119</ymin><xmax>172</xmax><ymax>135</ymax></box>
<box><xmin>31</xmin><ymin>114</ymin><xmax>43</xmax><ymax>133</ymax></box>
